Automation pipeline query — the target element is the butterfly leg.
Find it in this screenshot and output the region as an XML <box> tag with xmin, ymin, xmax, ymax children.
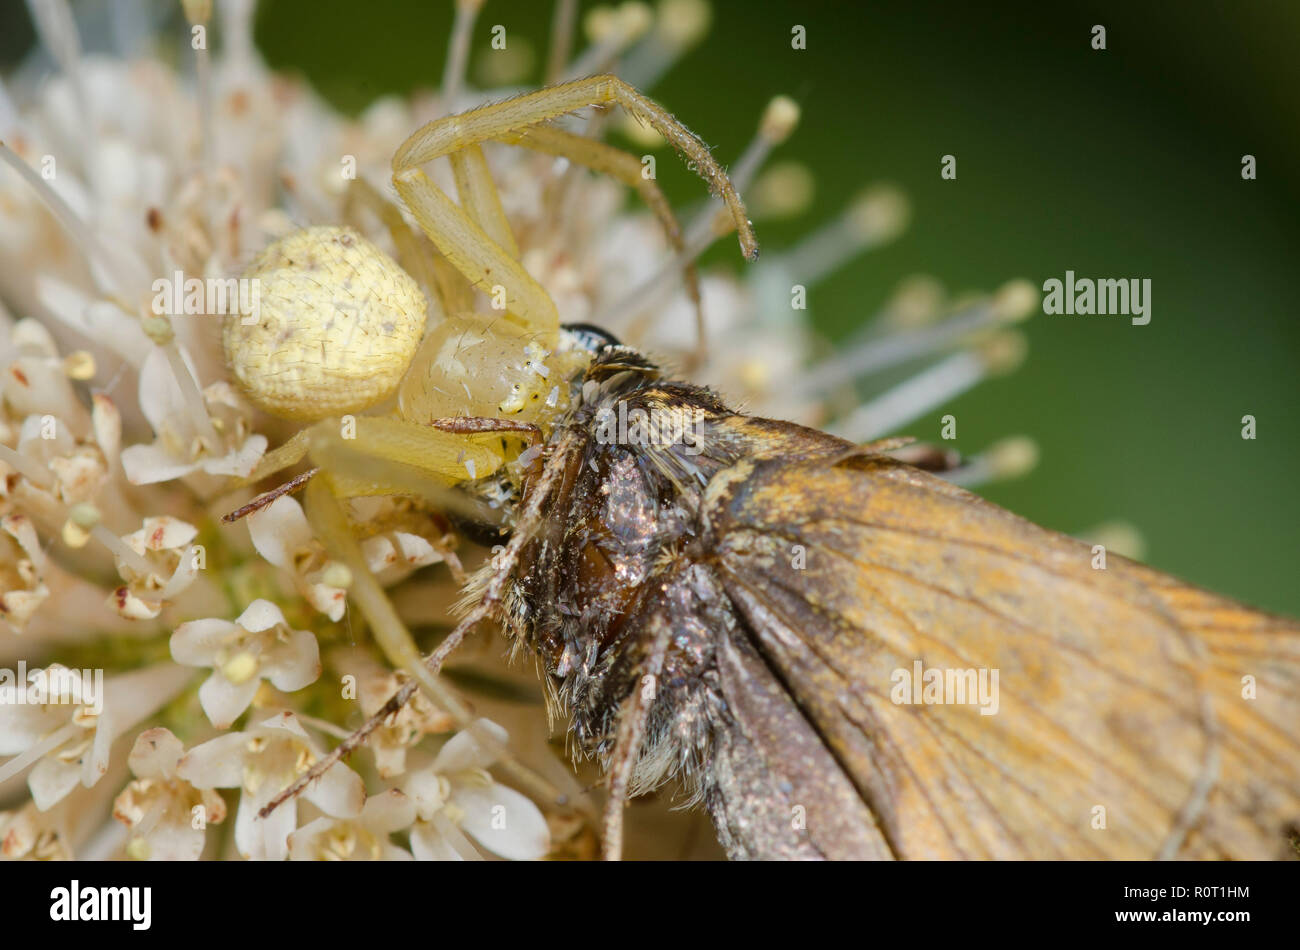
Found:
<box><xmin>602</xmin><ymin>614</ymin><xmax>675</xmax><ymax>860</ymax></box>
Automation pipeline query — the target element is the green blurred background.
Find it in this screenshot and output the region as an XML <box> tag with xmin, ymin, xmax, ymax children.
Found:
<box><xmin>3</xmin><ymin>0</ymin><xmax>1297</xmax><ymax>614</ymax></box>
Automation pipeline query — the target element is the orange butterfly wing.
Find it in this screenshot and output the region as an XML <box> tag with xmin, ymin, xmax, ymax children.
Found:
<box><xmin>703</xmin><ymin>449</ymin><xmax>1300</xmax><ymax>859</ymax></box>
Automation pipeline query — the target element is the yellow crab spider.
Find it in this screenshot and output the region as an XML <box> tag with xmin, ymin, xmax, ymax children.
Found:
<box><xmin>226</xmin><ymin>75</ymin><xmax>756</xmax><ymax>500</ymax></box>
<box><xmin>221</xmin><ymin>75</ymin><xmax>758</xmax><ymax>808</ymax></box>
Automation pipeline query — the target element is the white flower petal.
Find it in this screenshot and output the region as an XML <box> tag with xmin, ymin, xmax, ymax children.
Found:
<box><xmin>240</xmin><ymin>790</ymin><xmax>296</xmax><ymax>862</ymax></box>
<box><xmin>246</xmin><ymin>495</ymin><xmax>314</xmax><ymax>569</ymax></box>
<box><xmin>392</xmin><ymin>532</ymin><xmax>440</xmax><ymax>566</ymax></box>
<box><xmin>0</xmin><ymin>702</ymin><xmax>66</xmax><ymax>755</ymax></box>
<box><xmin>286</xmin><ymin>816</ymin><xmax>334</xmax><ymax>861</ymax></box>
<box><xmin>137</xmin><ymin>516</ymin><xmax>198</xmax><ymax>551</ymax></box>
<box><xmin>120</xmin><ymin>441</ymin><xmax>198</xmax><ymax>485</ymax></box>
<box><xmin>201</xmin><ymin>433</ymin><xmax>266</xmax><ymax>478</ymax></box>
<box><xmin>140</xmin><ymin>819</ymin><xmax>206</xmax><ymax>861</ymax></box>
<box><xmin>2</xmin><ymin>512</ymin><xmax>45</xmax><ymax>570</ymax></box>
<box><xmin>232</xmin><ymin>793</ymin><xmax>263</xmax><ymax>860</ymax></box>
<box><xmin>109</xmin><ymin>584</ymin><xmax>161</xmax><ymax>620</ymax></box>
<box><xmin>136</xmin><ymin>345</ymin><xmax>191</xmax><ymax>437</ymax></box>
<box><xmin>265</xmin><ymin>628</ymin><xmax>321</xmax><ymax>693</ymax></box>
<box><xmin>301</xmin><ymin>762</ymin><xmax>365</xmax><ymax>819</ymax></box>
<box><xmin>361</xmin><ymin>788</ymin><xmax>417</xmax><ymax>833</ymax></box>
<box><xmin>170</xmin><ymin>617</ymin><xmax>239</xmax><ymax>666</ymax></box>
<box><xmin>29</xmin><ymin>756</ymin><xmax>81</xmax><ymax>811</ymax></box>
<box><xmin>254</xmin><ymin>710</ymin><xmax>310</xmax><ymax>741</ymax></box>
<box><xmin>159</xmin><ymin>550</ymin><xmax>200</xmax><ymax>599</ymax></box>
<box><xmin>91</xmin><ymin>393</ymin><xmax>121</xmax><ymax>465</ymax></box>
<box><xmin>100</xmin><ymin>664</ymin><xmax>194</xmax><ymax>738</ymax></box>
<box><xmin>303</xmin><ymin>580</ymin><xmax>347</xmax><ymax>621</ymax></box>
<box><xmin>127</xmin><ymin>727</ymin><xmax>185</xmax><ymax>779</ymax></box>
<box><xmin>235</xmin><ymin>598</ymin><xmax>286</xmax><ymax>634</ymax></box>
<box><xmin>403</xmin><ymin>768</ymin><xmax>447</xmax><ymax>818</ymax></box>
<box><xmin>409</xmin><ymin>822</ymin><xmax>465</xmax><ymax>862</ymax></box>
<box><xmin>197</xmin><ymin>671</ymin><xmax>260</xmax><ymax>729</ymax></box>
<box><xmin>363</xmin><ymin>531</ymin><xmax>442</xmax><ymax>586</ymax></box>
<box><xmin>431</xmin><ymin>718</ymin><xmax>509</xmax><ymax>773</ymax></box>
<box><xmin>177</xmin><ymin>732</ymin><xmax>252</xmax><ymax>789</ymax></box>
<box><xmin>455</xmin><ymin>782</ymin><xmax>550</xmax><ymax>861</ymax></box>
<box><xmin>86</xmin><ymin>712</ymin><xmax>114</xmax><ymax>786</ymax></box>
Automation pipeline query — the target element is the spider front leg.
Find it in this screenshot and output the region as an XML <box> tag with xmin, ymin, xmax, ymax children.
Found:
<box><xmin>392</xmin><ymin>166</ymin><xmax>560</xmax><ymax>343</ymax></box>
<box><xmin>260</xmin><ymin>430</ymin><xmax>584</xmax><ymax>824</ymax></box>
<box><xmin>493</xmin><ymin>124</ymin><xmax>707</xmax><ymax>359</ymax></box>
<box><xmin>393</xmin><ymin>74</ymin><xmax>758</xmax><ymax>261</ymax></box>
<box><xmin>448</xmin><ymin>144</ymin><xmax>521</xmax><ymax>261</ymax></box>
<box><xmin>390</xmin><ymin>74</ymin><xmax>758</xmax><ymax>352</ymax></box>
<box><xmin>343</xmin><ymin>177</ymin><xmax>446</xmax><ymax>317</ymax></box>
<box><xmin>224</xmin><ymin>416</ymin><xmax>538</xmax><ymax>524</ymax></box>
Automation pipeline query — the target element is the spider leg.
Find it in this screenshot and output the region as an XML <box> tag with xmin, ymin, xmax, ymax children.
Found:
<box><xmin>344</xmin><ymin>177</ymin><xmax>446</xmax><ymax>318</ymax></box>
<box><xmin>221</xmin><ymin>467</ymin><xmax>319</xmax><ymax>523</ymax></box>
<box><xmin>391</xmin><ymin>74</ymin><xmax>757</xmax><ymax>346</ymax></box>
<box><xmin>449</xmin><ymin>144</ymin><xmax>521</xmax><ymax>260</ymax></box>
<box><xmin>394</xmin><ymin>74</ymin><xmax>757</xmax><ymax>261</ymax></box>
<box><xmin>222</xmin><ymin>417</ymin><xmax>535</xmax><ymax>523</ymax></box>
<box><xmin>494</xmin><ymin>124</ymin><xmax>706</xmax><ymax>360</ymax></box>
<box><xmin>260</xmin><ymin>431</ymin><xmax>585</xmax><ymax>822</ymax></box>
<box><xmin>392</xmin><ymin>166</ymin><xmax>559</xmax><ymax>342</ymax></box>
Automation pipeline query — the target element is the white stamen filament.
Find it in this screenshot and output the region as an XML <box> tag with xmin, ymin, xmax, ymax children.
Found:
<box><xmin>0</xmin><ymin>443</ymin><xmax>55</xmax><ymax>488</ymax></box>
<box><xmin>218</xmin><ymin>0</ymin><xmax>258</xmax><ymax>71</ymax></box>
<box><xmin>591</xmin><ymin>97</ymin><xmax>795</xmax><ymax>330</ymax></box>
<box><xmin>90</xmin><ymin>523</ymin><xmax>156</xmax><ymax>578</ymax></box>
<box><xmin>161</xmin><ymin>341</ymin><xmax>222</xmax><ymax>450</ymax></box>
<box><xmin>22</xmin><ymin>0</ymin><xmax>92</xmax><ymax>154</ymax></box>
<box><xmin>441</xmin><ymin>0</ymin><xmax>484</xmax><ymax>113</ymax></box>
<box><xmin>429</xmin><ymin>809</ymin><xmax>486</xmax><ymax>861</ymax></box>
<box><xmin>619</xmin><ymin>0</ymin><xmax>712</xmax><ymax>90</ymax></box>
<box><xmin>294</xmin><ymin>713</ymin><xmax>355</xmax><ymax>742</ymax></box>
<box><xmin>131</xmin><ymin>797</ymin><xmax>166</xmax><ymax>839</ymax></box>
<box><xmin>831</xmin><ymin>351</ymin><xmax>987</xmax><ymax>443</ymax></box>
<box><xmin>562</xmin><ymin>8</ymin><xmax>650</xmax><ymax>82</ymax></box>
<box><xmin>790</xmin><ymin>299</ymin><xmax>998</xmax><ymax>398</ymax></box>
<box><xmin>545</xmin><ymin>0</ymin><xmax>578</xmax><ymax>84</ymax></box>
<box><xmin>682</xmin><ymin>102</ymin><xmax>793</xmax><ymax>251</ymax></box>
<box><xmin>947</xmin><ymin>436</ymin><xmax>1040</xmax><ymax>488</ymax></box>
<box><xmin>0</xmin><ymin>77</ymin><xmax>18</xmax><ymax>132</ymax></box>
<box><xmin>766</xmin><ymin>191</ymin><xmax>908</xmax><ymax>290</ymax></box>
<box><xmin>184</xmin><ymin>1</ymin><xmax>216</xmax><ymax>233</ymax></box>
<box><xmin>0</xmin><ymin>143</ymin><xmax>148</xmax><ymax>299</ymax></box>
<box><xmin>0</xmin><ymin>722</ymin><xmax>79</xmax><ymax>785</ymax></box>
